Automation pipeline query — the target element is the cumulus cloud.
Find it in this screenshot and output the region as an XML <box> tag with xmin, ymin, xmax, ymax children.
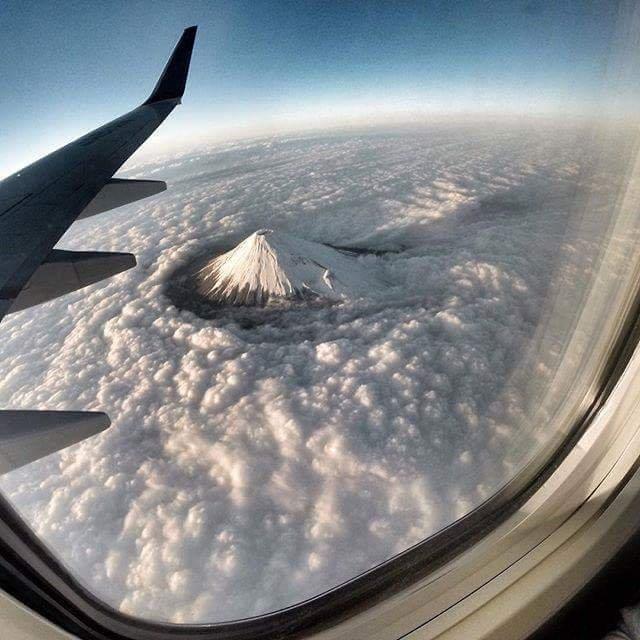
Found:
<box><xmin>0</xmin><ymin>122</ymin><xmax>635</xmax><ymax>623</ymax></box>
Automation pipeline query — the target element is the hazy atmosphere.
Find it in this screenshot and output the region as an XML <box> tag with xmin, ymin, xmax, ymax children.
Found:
<box><xmin>1</xmin><ymin>0</ymin><xmax>636</xmax><ymax>177</ymax></box>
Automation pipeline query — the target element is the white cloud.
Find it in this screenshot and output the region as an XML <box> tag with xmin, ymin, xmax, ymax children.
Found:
<box><xmin>0</xmin><ymin>122</ymin><xmax>633</xmax><ymax>623</ymax></box>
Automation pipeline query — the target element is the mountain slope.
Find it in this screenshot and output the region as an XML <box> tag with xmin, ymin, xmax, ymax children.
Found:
<box><xmin>196</xmin><ymin>229</ymin><xmax>383</xmax><ymax>305</ymax></box>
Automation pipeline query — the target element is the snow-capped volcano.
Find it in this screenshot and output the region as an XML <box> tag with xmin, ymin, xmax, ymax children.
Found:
<box><xmin>196</xmin><ymin>229</ymin><xmax>384</xmax><ymax>305</ymax></box>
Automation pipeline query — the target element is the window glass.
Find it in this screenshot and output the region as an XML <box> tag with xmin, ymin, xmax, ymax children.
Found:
<box><xmin>1</xmin><ymin>0</ymin><xmax>639</xmax><ymax>625</ymax></box>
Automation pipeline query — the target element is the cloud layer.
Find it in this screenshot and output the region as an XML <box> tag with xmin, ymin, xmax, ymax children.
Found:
<box><xmin>0</xmin><ymin>122</ymin><xmax>633</xmax><ymax>623</ymax></box>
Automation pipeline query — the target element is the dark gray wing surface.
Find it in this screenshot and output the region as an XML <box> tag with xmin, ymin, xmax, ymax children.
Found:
<box><xmin>0</xmin><ymin>25</ymin><xmax>197</xmax><ymax>321</ymax></box>
<box><xmin>0</xmin><ymin>26</ymin><xmax>197</xmax><ymax>472</ymax></box>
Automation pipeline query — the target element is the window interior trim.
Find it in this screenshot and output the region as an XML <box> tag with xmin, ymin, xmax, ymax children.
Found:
<box><xmin>404</xmin><ymin>371</ymin><xmax>640</xmax><ymax>640</ymax></box>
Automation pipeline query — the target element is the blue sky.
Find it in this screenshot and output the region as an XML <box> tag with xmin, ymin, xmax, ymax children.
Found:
<box><xmin>0</xmin><ymin>0</ymin><xmax>635</xmax><ymax>176</ymax></box>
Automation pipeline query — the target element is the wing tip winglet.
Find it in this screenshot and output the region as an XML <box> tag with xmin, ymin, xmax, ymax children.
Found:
<box><xmin>143</xmin><ymin>25</ymin><xmax>198</xmax><ymax>105</ymax></box>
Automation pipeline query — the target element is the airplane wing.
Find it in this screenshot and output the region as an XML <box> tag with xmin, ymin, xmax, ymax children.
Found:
<box><xmin>0</xmin><ymin>26</ymin><xmax>197</xmax><ymax>472</ymax></box>
<box><xmin>0</xmin><ymin>25</ymin><xmax>196</xmax><ymax>319</ymax></box>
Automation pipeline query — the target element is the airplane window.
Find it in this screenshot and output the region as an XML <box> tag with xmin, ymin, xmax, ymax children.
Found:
<box><xmin>1</xmin><ymin>0</ymin><xmax>639</xmax><ymax>630</ymax></box>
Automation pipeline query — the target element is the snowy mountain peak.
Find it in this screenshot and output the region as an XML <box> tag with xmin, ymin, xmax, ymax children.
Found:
<box><xmin>196</xmin><ymin>229</ymin><xmax>383</xmax><ymax>305</ymax></box>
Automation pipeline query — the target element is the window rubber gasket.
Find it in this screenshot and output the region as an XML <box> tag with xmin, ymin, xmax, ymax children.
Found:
<box><xmin>2</xmin><ymin>278</ymin><xmax>640</xmax><ymax>640</ymax></box>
